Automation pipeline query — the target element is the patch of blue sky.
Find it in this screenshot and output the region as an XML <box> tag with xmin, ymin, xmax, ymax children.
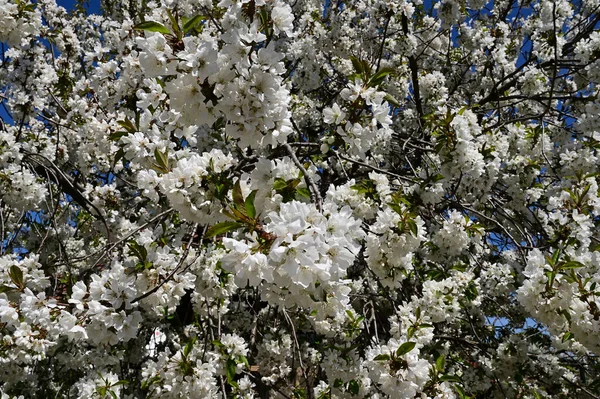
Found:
<box><xmin>58</xmin><ymin>0</ymin><xmax>101</xmax><ymax>14</ymax></box>
<box><xmin>485</xmin><ymin>315</ymin><xmax>546</xmax><ymax>336</ymax></box>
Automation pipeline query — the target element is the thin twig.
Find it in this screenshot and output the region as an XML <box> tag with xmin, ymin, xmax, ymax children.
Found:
<box><xmin>561</xmin><ymin>376</ymin><xmax>600</xmax><ymax>399</ymax></box>
<box><xmin>131</xmin><ymin>223</ymin><xmax>201</xmax><ymax>304</ymax></box>
<box><xmin>335</xmin><ymin>151</ymin><xmax>416</xmax><ymax>183</ymax></box>
<box><xmin>283</xmin><ymin>142</ymin><xmax>323</xmax><ymax>211</ymax></box>
<box><xmin>24</xmin><ymin>152</ymin><xmax>112</xmax><ymax>240</ymax></box>
<box><xmin>83</xmin><ymin>208</ymin><xmax>174</xmax><ymax>272</ymax></box>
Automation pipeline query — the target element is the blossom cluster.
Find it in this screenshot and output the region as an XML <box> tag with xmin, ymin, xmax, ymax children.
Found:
<box><xmin>1</xmin><ymin>0</ymin><xmax>600</xmax><ymax>397</ymax></box>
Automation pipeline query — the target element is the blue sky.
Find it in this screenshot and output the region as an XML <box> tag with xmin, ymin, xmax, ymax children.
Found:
<box><xmin>60</xmin><ymin>0</ymin><xmax>101</xmax><ymax>13</ymax></box>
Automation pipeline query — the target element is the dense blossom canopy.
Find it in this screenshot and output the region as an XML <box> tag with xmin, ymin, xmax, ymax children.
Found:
<box><xmin>1</xmin><ymin>0</ymin><xmax>600</xmax><ymax>397</ymax></box>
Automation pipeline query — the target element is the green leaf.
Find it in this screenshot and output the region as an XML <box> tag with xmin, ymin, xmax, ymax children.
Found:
<box><xmin>351</xmin><ymin>179</ymin><xmax>374</xmax><ymax>195</ymax></box>
<box><xmin>238</xmin><ymin>355</ymin><xmax>250</xmax><ymax>369</ymax></box>
<box><xmin>228</xmin><ymin>207</ymin><xmax>248</xmax><ymax>222</ymax></box>
<box><xmin>183</xmin><ymin>15</ymin><xmax>206</xmax><ymax>33</ymax></box>
<box><xmin>562</xmin><ymin>331</ymin><xmax>573</xmax><ymax>342</ymax></box>
<box><xmin>117</xmin><ymin>118</ymin><xmax>136</xmax><ymax>133</ymax></box>
<box><xmin>388</xmin><ymin>202</ymin><xmax>404</xmax><ymax>216</ymax></box>
<box><xmin>258</xmin><ymin>6</ymin><xmax>269</xmax><ymax>32</ymax></box>
<box><xmin>350</xmin><ymin>56</ymin><xmax>364</xmax><ymax>74</ymax></box>
<box><xmin>183</xmin><ymin>337</ymin><xmax>196</xmax><ymax>357</ymax></box>
<box><xmin>465</xmin><ymin>282</ymin><xmax>478</xmax><ymax>301</ymax></box>
<box><xmin>453</xmin><ymin>384</ymin><xmax>469</xmax><ymax>399</ymax></box>
<box><xmin>9</xmin><ymin>266</ymin><xmax>24</xmax><ymax>289</ymax></box>
<box><xmin>559</xmin><ymin>308</ymin><xmax>572</xmax><ymax>323</ymax></box>
<box><xmin>406</xmin><ymin>219</ymin><xmax>418</xmax><ymax>237</ymax></box>
<box><xmin>128</xmin><ymin>241</ymin><xmax>148</xmax><ymax>262</ymax></box>
<box><xmin>560</xmin><ymin>261</ymin><xmax>585</xmax><ymax>270</ymax></box>
<box><xmin>395</xmin><ymin>341</ymin><xmax>416</xmax><ymax>357</ymax></box>
<box><xmin>348</xmin><ymin>379</ymin><xmax>360</xmax><ymax>395</ymax></box>
<box><xmin>166</xmin><ymin>10</ymin><xmax>180</xmax><ymax>36</ymax></box>
<box><xmin>532</xmin><ymin>389</ymin><xmax>543</xmax><ymax>399</ymax></box>
<box><xmin>232</xmin><ymin>180</ymin><xmax>244</xmax><ymax>208</ymax></box>
<box><xmin>133</xmin><ymin>21</ymin><xmax>170</xmax><ymax>34</ymax></box>
<box><xmin>384</xmin><ymin>93</ymin><xmax>402</xmax><ymax>108</ymax></box>
<box><xmin>368</xmin><ymin>67</ymin><xmax>395</xmax><ymax>87</ymax></box>
<box><xmin>406</xmin><ymin>326</ymin><xmax>415</xmax><ymax>340</ymax></box>
<box><xmin>551</xmin><ymin>248</ymin><xmax>561</xmax><ymax>266</ymax></box>
<box><xmin>113</xmin><ymin>148</ymin><xmax>126</xmax><ymax>168</ymax></box>
<box><xmin>154</xmin><ymin>148</ymin><xmax>170</xmax><ymax>172</ymax></box>
<box><xmin>295</xmin><ymin>187</ymin><xmax>311</xmax><ymax>199</ymax></box>
<box><xmin>545</xmin><ymin>270</ymin><xmax>557</xmax><ymax>290</ymax></box>
<box><xmin>436</xmin><ymin>355</ymin><xmax>446</xmax><ymax>372</ymax></box>
<box><xmin>273</xmin><ymin>178</ymin><xmax>287</xmax><ymax>190</ymax></box>
<box><xmin>361</xmin><ymin>59</ymin><xmax>371</xmax><ymax>78</ymax></box>
<box><xmin>226</xmin><ymin>358</ymin><xmax>238</xmax><ymax>388</ymax></box>
<box><xmin>373</xmin><ymin>66</ymin><xmax>395</xmax><ymax>77</ymax></box>
<box><xmin>440</xmin><ymin>375</ymin><xmax>462</xmax><ymax>383</ymax></box>
<box><xmin>212</xmin><ymin>339</ymin><xmax>224</xmax><ymax>349</ymax></box>
<box><xmin>347</xmin><ymin>73</ymin><xmax>362</xmax><ymax>82</ymax></box>
<box><xmin>108</xmin><ymin>131</ymin><xmax>129</xmax><ymax>141</ymax></box>
<box><xmin>205</xmin><ymin>222</ymin><xmax>244</xmax><ymax>238</ymax></box>
<box><xmin>457</xmin><ymin>106</ymin><xmax>469</xmax><ymax>116</ymax></box>
<box><xmin>373</xmin><ymin>354</ymin><xmax>391</xmax><ymax>361</ymax></box>
<box><xmin>293</xmin><ymin>387</ymin><xmax>307</xmax><ymax>399</ymax></box>
<box><xmin>0</xmin><ymin>285</ymin><xmax>16</xmax><ymax>294</ymax></box>
<box><xmin>244</xmin><ymin>190</ymin><xmax>257</xmax><ymax>218</ymax></box>
<box><xmin>289</xmin><ymin>178</ymin><xmax>301</xmax><ymax>189</ymax></box>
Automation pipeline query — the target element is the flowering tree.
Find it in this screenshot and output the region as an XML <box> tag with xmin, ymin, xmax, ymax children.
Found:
<box><xmin>1</xmin><ymin>0</ymin><xmax>600</xmax><ymax>397</ymax></box>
